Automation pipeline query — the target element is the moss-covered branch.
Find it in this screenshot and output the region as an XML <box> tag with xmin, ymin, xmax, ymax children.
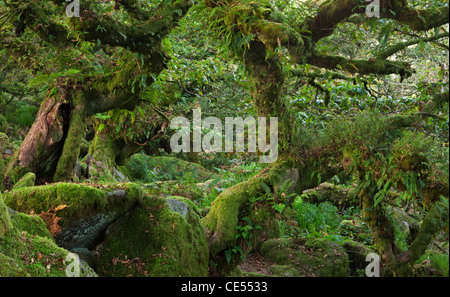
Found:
<box><xmin>68</xmin><ymin>0</ymin><xmax>192</xmax><ymax>54</ymax></box>
<box><xmin>395</xmin><ymin>201</ymin><xmax>448</xmax><ymax>274</ymax></box>
<box><xmin>305</xmin><ymin>0</ymin><xmax>364</xmax><ymax>43</ymax></box>
<box><xmin>204</xmin><ymin>0</ymin><xmax>305</xmax><ymax>63</ymax></box>
<box><xmin>384</xmin><ymin>1</ymin><xmax>449</xmax><ymax>32</ymax></box>
<box><xmin>306</xmin><ymin>0</ymin><xmax>449</xmax><ymax>43</ymax></box>
<box><xmin>307</xmin><ymin>54</ymin><xmax>414</xmax><ymax>78</ymax></box>
<box><xmin>291</xmin><ymin>67</ymin><xmax>363</xmax><ymax>81</ymax></box>
<box><xmin>377</xmin><ymin>32</ymin><xmax>450</xmax><ymax>60</ymax></box>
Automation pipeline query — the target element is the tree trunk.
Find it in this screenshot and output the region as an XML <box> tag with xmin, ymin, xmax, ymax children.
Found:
<box><xmin>53</xmin><ymin>94</ymin><xmax>87</xmax><ymax>182</ymax></box>
<box><xmin>84</xmin><ymin>114</ymin><xmax>168</xmax><ymax>183</ymax></box>
<box><xmin>3</xmin><ymin>94</ymin><xmax>71</xmax><ymax>186</ymax></box>
<box><xmin>245</xmin><ymin>41</ymin><xmax>291</xmax><ymax>150</ymax></box>
<box><xmin>360</xmin><ymin>178</ymin><xmax>448</xmax><ymax>276</ymax></box>
<box><xmin>360</xmin><ymin>184</ymin><xmax>397</xmax><ymax>276</ymax></box>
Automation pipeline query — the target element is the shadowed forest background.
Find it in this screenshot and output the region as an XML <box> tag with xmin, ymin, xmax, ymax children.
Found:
<box><xmin>0</xmin><ymin>0</ymin><xmax>449</xmax><ymax>277</ymax></box>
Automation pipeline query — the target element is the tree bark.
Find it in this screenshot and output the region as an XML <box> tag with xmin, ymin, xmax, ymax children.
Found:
<box><xmin>3</xmin><ymin>94</ymin><xmax>70</xmax><ymax>186</ymax></box>
<box><xmin>53</xmin><ymin>94</ymin><xmax>87</xmax><ymax>182</ymax></box>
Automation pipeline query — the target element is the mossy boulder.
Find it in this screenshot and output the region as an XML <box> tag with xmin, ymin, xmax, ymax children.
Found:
<box><xmin>165</xmin><ymin>195</ymin><xmax>205</xmax><ymax>217</ymax></box>
<box><xmin>3</xmin><ymin>182</ymin><xmax>143</xmax><ymax>250</ymax></box>
<box><xmin>97</xmin><ymin>195</ymin><xmax>209</xmax><ymax>277</ymax></box>
<box><xmin>0</xmin><ymin>192</ymin><xmax>97</xmax><ymax>276</ymax></box>
<box><xmin>342</xmin><ymin>240</ymin><xmax>376</xmax><ymax>273</ymax></box>
<box><xmin>7</xmin><ymin>208</ymin><xmax>53</xmax><ymax>240</ymax></box>
<box><xmin>11</xmin><ymin>172</ymin><xmax>36</xmax><ymax>191</ymax></box>
<box><xmin>259</xmin><ymin>238</ymin><xmax>350</xmax><ymax>277</ymax></box>
<box><xmin>144</xmin><ymin>180</ymin><xmax>205</xmax><ymax>203</ymax></box>
<box><xmin>123</xmin><ymin>154</ymin><xmax>216</xmax><ymax>183</ymax></box>
<box><xmin>270</xmin><ymin>265</ymin><xmax>301</xmax><ymax>277</ymax></box>
<box><xmin>299</xmin><ymin>182</ymin><xmax>353</xmax><ymax>207</ymax></box>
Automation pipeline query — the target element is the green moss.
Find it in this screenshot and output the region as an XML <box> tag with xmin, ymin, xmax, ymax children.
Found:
<box><xmin>0</xmin><ymin>157</ymin><xmax>4</xmax><ymax>190</ymax></box>
<box><xmin>260</xmin><ymin>237</ymin><xmax>350</xmax><ymax>277</ymax></box>
<box><xmin>3</xmin><ymin>182</ymin><xmax>143</xmax><ymax>228</ymax></box>
<box><xmin>202</xmin><ymin>177</ymin><xmax>260</xmax><ymax>256</ymax></box>
<box><xmin>299</xmin><ymin>182</ymin><xmax>352</xmax><ymax>206</ymax></box>
<box><xmin>270</xmin><ymin>265</ymin><xmax>301</xmax><ymax>277</ymax></box>
<box><xmin>54</xmin><ymin>99</ymin><xmax>87</xmax><ymax>182</ymax></box>
<box><xmin>166</xmin><ymin>195</ymin><xmax>204</xmax><ymax>217</ymax></box>
<box><xmin>0</xmin><ymin>114</ymin><xmax>7</xmax><ymax>133</ymax></box>
<box><xmin>149</xmin><ymin>180</ymin><xmax>205</xmax><ymax>200</ymax></box>
<box><xmin>125</xmin><ymin>154</ymin><xmax>216</xmax><ymax>183</ymax></box>
<box><xmin>385</xmin><ymin>204</ymin><xmax>418</xmax><ymax>252</ymax></box>
<box><xmin>416</xmin><ymin>250</ymin><xmax>449</xmax><ymax>277</ymax></box>
<box><xmin>202</xmin><ymin>161</ymin><xmax>293</xmax><ymax>256</ymax></box>
<box><xmin>0</xmin><ymin>192</ymin><xmax>13</xmax><ymax>236</ymax></box>
<box><xmin>11</xmin><ymin>172</ymin><xmax>36</xmax><ymax>191</ymax></box>
<box><xmin>406</xmin><ymin>202</ymin><xmax>444</xmax><ymax>265</ymax></box>
<box><xmin>0</xmin><ymin>252</ymin><xmax>27</xmax><ymax>277</ymax></box>
<box><xmin>9</xmin><ymin>210</ymin><xmax>53</xmax><ymax>240</ymax></box>
<box><xmin>98</xmin><ymin>195</ymin><xmax>209</xmax><ymax>277</ymax></box>
<box><xmin>1</xmin><ymin>192</ymin><xmax>97</xmax><ymax>276</ymax></box>
<box><xmin>0</xmin><ymin>132</ymin><xmax>15</xmax><ymax>186</ymax></box>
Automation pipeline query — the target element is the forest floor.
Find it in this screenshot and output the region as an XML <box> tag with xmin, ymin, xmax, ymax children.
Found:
<box><xmin>240</xmin><ymin>252</ymin><xmax>276</xmax><ymax>276</ymax></box>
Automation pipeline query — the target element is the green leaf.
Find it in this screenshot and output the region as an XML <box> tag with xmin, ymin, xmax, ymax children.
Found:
<box><xmin>97</xmin><ymin>123</ymin><xmax>105</xmax><ymax>133</ymax></box>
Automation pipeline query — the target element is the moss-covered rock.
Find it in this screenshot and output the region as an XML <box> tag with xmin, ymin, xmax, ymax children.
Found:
<box><xmin>259</xmin><ymin>237</ymin><xmax>350</xmax><ymax>277</ymax></box>
<box><xmin>3</xmin><ymin>182</ymin><xmax>143</xmax><ymax>250</ymax></box>
<box><xmin>165</xmin><ymin>195</ymin><xmax>204</xmax><ymax>217</ymax></box>
<box><xmin>299</xmin><ymin>182</ymin><xmax>353</xmax><ymax>207</ymax></box>
<box><xmin>270</xmin><ymin>264</ymin><xmax>301</xmax><ymax>277</ymax></box>
<box><xmin>0</xmin><ymin>191</ymin><xmax>97</xmax><ymax>276</ymax></box>
<box><xmin>124</xmin><ymin>154</ymin><xmax>216</xmax><ymax>183</ymax></box>
<box><xmin>342</xmin><ymin>240</ymin><xmax>376</xmax><ymax>273</ymax></box>
<box><xmin>97</xmin><ymin>195</ymin><xmax>209</xmax><ymax>277</ymax></box>
<box><xmin>11</xmin><ymin>172</ymin><xmax>36</xmax><ymax>191</ymax></box>
<box><xmin>7</xmin><ymin>208</ymin><xmax>53</xmax><ymax>240</ymax></box>
<box><xmin>144</xmin><ymin>180</ymin><xmax>205</xmax><ymax>203</ymax></box>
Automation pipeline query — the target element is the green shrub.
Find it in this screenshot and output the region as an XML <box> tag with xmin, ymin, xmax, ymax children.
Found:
<box><xmin>292</xmin><ymin>196</ymin><xmax>340</xmax><ymax>237</ymax></box>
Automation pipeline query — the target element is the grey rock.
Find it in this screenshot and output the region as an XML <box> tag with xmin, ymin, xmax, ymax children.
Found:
<box><xmin>166</xmin><ymin>199</ymin><xmax>188</xmax><ymax>218</ymax></box>
<box><xmin>56</xmin><ymin>212</ymin><xmax>119</xmax><ymax>250</ymax></box>
<box><xmin>71</xmin><ymin>247</ymin><xmax>97</xmax><ymax>271</ymax></box>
